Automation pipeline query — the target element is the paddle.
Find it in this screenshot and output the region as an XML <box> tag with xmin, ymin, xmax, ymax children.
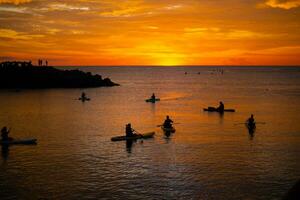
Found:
<box><xmin>132</xmin><ymin>129</ymin><xmax>143</xmax><ymax>137</ymax></box>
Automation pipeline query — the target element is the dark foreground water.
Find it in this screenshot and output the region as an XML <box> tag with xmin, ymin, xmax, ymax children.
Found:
<box><xmin>0</xmin><ymin>66</ymin><xmax>299</xmax><ymax>200</ymax></box>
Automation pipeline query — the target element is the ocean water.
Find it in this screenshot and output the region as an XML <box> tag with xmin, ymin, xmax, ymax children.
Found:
<box><xmin>0</xmin><ymin>66</ymin><xmax>299</xmax><ymax>200</ymax></box>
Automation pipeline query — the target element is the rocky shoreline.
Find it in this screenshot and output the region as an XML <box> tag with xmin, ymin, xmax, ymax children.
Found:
<box><xmin>0</xmin><ymin>61</ymin><xmax>119</xmax><ymax>89</ymax></box>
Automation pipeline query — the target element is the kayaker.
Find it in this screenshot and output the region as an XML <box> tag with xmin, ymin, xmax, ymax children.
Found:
<box><xmin>81</xmin><ymin>92</ymin><xmax>86</xmax><ymax>99</ymax></box>
<box><xmin>163</xmin><ymin>116</ymin><xmax>173</xmax><ymax>128</ymax></box>
<box><xmin>151</xmin><ymin>93</ymin><xmax>156</xmax><ymax>100</ymax></box>
<box><xmin>217</xmin><ymin>101</ymin><xmax>224</xmax><ymax>113</ymax></box>
<box><xmin>247</xmin><ymin>114</ymin><xmax>255</xmax><ymax>126</ymax></box>
<box><xmin>126</xmin><ymin>123</ymin><xmax>136</xmax><ymax>137</ymax></box>
<box><xmin>1</xmin><ymin>126</ymin><xmax>10</xmax><ymax>141</ymax></box>
<box><xmin>246</xmin><ymin>114</ymin><xmax>256</xmax><ymax>134</ymax></box>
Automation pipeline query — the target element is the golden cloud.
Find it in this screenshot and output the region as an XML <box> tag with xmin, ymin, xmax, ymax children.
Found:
<box><xmin>0</xmin><ymin>29</ymin><xmax>44</xmax><ymax>40</ymax></box>
<box><xmin>263</xmin><ymin>0</ymin><xmax>300</xmax><ymax>9</ymax></box>
<box><xmin>0</xmin><ymin>0</ymin><xmax>31</xmax><ymax>4</ymax></box>
<box><xmin>100</xmin><ymin>6</ymin><xmax>143</xmax><ymax>17</ymax></box>
<box><xmin>184</xmin><ymin>27</ymin><xmax>271</xmax><ymax>39</ymax></box>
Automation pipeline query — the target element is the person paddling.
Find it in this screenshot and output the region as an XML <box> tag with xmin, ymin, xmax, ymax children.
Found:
<box><xmin>247</xmin><ymin>114</ymin><xmax>256</xmax><ymax>128</ymax></box>
<box><xmin>151</xmin><ymin>93</ymin><xmax>156</xmax><ymax>100</ymax></box>
<box><xmin>217</xmin><ymin>101</ymin><xmax>224</xmax><ymax>113</ymax></box>
<box><xmin>81</xmin><ymin>92</ymin><xmax>86</xmax><ymax>100</ymax></box>
<box><xmin>125</xmin><ymin>123</ymin><xmax>138</xmax><ymax>137</ymax></box>
<box><xmin>163</xmin><ymin>116</ymin><xmax>173</xmax><ymax>128</ymax></box>
<box><xmin>1</xmin><ymin>126</ymin><xmax>10</xmax><ymax>141</ymax></box>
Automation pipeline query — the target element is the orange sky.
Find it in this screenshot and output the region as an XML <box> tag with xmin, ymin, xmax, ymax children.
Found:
<box><xmin>0</xmin><ymin>0</ymin><xmax>300</xmax><ymax>66</ymax></box>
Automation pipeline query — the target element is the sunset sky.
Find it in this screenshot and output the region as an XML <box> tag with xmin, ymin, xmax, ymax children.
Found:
<box><xmin>0</xmin><ymin>0</ymin><xmax>300</xmax><ymax>66</ymax></box>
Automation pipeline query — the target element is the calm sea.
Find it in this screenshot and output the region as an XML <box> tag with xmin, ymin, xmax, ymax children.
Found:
<box><xmin>0</xmin><ymin>66</ymin><xmax>299</xmax><ymax>200</ymax></box>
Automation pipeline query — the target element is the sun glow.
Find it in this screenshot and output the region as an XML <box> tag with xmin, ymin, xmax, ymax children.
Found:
<box><xmin>157</xmin><ymin>56</ymin><xmax>184</xmax><ymax>66</ymax></box>
<box><xmin>136</xmin><ymin>42</ymin><xmax>186</xmax><ymax>66</ymax></box>
<box><xmin>0</xmin><ymin>0</ymin><xmax>299</xmax><ymax>65</ymax></box>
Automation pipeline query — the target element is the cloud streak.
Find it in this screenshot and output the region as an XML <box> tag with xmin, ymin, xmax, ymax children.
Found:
<box><xmin>44</xmin><ymin>3</ymin><xmax>90</xmax><ymax>11</ymax></box>
<box><xmin>264</xmin><ymin>0</ymin><xmax>300</xmax><ymax>9</ymax></box>
<box><xmin>0</xmin><ymin>28</ymin><xmax>44</xmax><ymax>40</ymax></box>
<box><xmin>0</xmin><ymin>0</ymin><xmax>31</xmax><ymax>5</ymax></box>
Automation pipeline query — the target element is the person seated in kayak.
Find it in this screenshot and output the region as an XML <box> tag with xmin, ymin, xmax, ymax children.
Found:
<box><xmin>216</xmin><ymin>101</ymin><xmax>224</xmax><ymax>112</ymax></box>
<box><xmin>151</xmin><ymin>93</ymin><xmax>156</xmax><ymax>100</ymax></box>
<box><xmin>163</xmin><ymin>116</ymin><xmax>173</xmax><ymax>128</ymax></box>
<box><xmin>126</xmin><ymin>123</ymin><xmax>137</xmax><ymax>137</ymax></box>
<box><xmin>81</xmin><ymin>92</ymin><xmax>88</xmax><ymax>99</ymax></box>
<box><xmin>81</xmin><ymin>92</ymin><xmax>86</xmax><ymax>99</ymax></box>
<box><xmin>247</xmin><ymin>114</ymin><xmax>255</xmax><ymax>127</ymax></box>
<box><xmin>1</xmin><ymin>126</ymin><xmax>10</xmax><ymax>141</ymax></box>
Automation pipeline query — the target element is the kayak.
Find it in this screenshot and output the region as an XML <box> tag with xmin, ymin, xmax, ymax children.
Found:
<box><xmin>161</xmin><ymin>126</ymin><xmax>176</xmax><ymax>133</ymax></box>
<box><xmin>79</xmin><ymin>97</ymin><xmax>90</xmax><ymax>101</ymax></box>
<box><xmin>145</xmin><ymin>98</ymin><xmax>160</xmax><ymax>103</ymax></box>
<box><xmin>111</xmin><ymin>132</ymin><xmax>155</xmax><ymax>141</ymax></box>
<box><xmin>203</xmin><ymin>107</ymin><xmax>235</xmax><ymax>112</ymax></box>
<box><xmin>0</xmin><ymin>138</ymin><xmax>37</xmax><ymax>145</ymax></box>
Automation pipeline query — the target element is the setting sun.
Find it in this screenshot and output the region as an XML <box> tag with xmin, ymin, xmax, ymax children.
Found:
<box><xmin>157</xmin><ymin>55</ymin><xmax>184</xmax><ymax>66</ymax></box>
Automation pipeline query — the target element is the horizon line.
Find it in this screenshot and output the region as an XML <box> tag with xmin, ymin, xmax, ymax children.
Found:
<box><xmin>2</xmin><ymin>61</ymin><xmax>300</xmax><ymax>67</ymax></box>
<box><xmin>54</xmin><ymin>64</ymin><xmax>300</xmax><ymax>67</ymax></box>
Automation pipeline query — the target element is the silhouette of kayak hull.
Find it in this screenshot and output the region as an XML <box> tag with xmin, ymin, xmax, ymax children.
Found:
<box><xmin>111</xmin><ymin>132</ymin><xmax>155</xmax><ymax>141</ymax></box>
<box><xmin>79</xmin><ymin>98</ymin><xmax>90</xmax><ymax>101</ymax></box>
<box><xmin>145</xmin><ymin>98</ymin><xmax>160</xmax><ymax>103</ymax></box>
<box><xmin>161</xmin><ymin>127</ymin><xmax>176</xmax><ymax>133</ymax></box>
<box><xmin>203</xmin><ymin>107</ymin><xmax>235</xmax><ymax>112</ymax></box>
<box><xmin>0</xmin><ymin>138</ymin><xmax>37</xmax><ymax>145</ymax></box>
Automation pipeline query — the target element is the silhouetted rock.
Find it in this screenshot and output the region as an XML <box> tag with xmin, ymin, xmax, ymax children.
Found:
<box><xmin>282</xmin><ymin>180</ymin><xmax>300</xmax><ymax>200</ymax></box>
<box><xmin>0</xmin><ymin>61</ymin><xmax>119</xmax><ymax>89</ymax></box>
